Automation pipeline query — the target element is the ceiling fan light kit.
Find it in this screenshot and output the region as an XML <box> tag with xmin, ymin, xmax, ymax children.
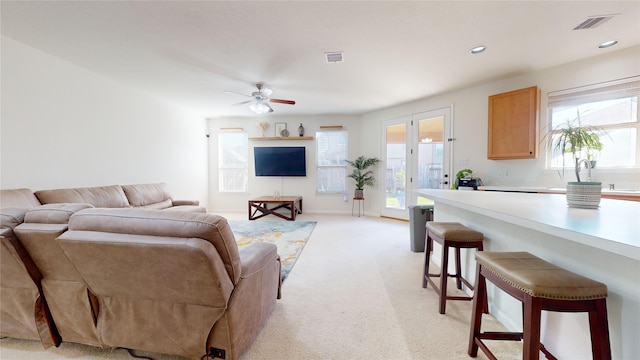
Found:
<box><xmin>227</xmin><ymin>83</ymin><xmax>296</xmax><ymax>114</ymax></box>
<box><xmin>250</xmin><ymin>102</ymin><xmax>273</xmax><ymax>114</ymax></box>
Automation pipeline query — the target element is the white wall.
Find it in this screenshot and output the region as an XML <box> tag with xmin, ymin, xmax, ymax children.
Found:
<box><xmin>362</xmin><ymin>45</ymin><xmax>640</xmax><ymax>210</ymax></box>
<box><xmin>0</xmin><ymin>37</ymin><xmax>209</xmax><ymax>205</ymax></box>
<box><xmin>207</xmin><ymin>115</ymin><xmax>361</xmax><ymax>213</ymax></box>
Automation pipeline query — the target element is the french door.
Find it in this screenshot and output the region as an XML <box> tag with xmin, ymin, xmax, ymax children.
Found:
<box><xmin>381</xmin><ymin>107</ymin><xmax>452</xmax><ymax>220</ymax></box>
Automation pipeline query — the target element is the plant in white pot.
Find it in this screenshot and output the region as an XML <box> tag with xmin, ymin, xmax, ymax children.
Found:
<box><xmin>550</xmin><ymin>110</ymin><xmax>605</xmax><ymax>209</ymax></box>
<box><xmin>584</xmin><ymin>140</ymin><xmax>604</xmax><ymax>169</ymax></box>
<box><xmin>346</xmin><ymin>156</ymin><xmax>381</xmax><ymax>198</ymax></box>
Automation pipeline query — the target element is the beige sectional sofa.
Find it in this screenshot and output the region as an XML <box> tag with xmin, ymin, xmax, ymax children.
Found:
<box><xmin>0</xmin><ymin>184</ymin><xmax>281</xmax><ymax>360</ymax></box>
<box><xmin>34</xmin><ymin>182</ymin><xmax>206</xmax><ymax>212</ymax></box>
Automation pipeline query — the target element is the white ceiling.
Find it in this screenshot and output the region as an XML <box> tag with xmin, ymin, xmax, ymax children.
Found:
<box><xmin>2</xmin><ymin>1</ymin><xmax>639</xmax><ymax>118</ymax></box>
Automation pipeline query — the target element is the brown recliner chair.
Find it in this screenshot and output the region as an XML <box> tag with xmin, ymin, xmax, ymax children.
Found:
<box><xmin>14</xmin><ymin>203</ymin><xmax>101</xmax><ymax>347</ymax></box>
<box><xmin>56</xmin><ymin>208</ymin><xmax>281</xmax><ymax>360</ymax></box>
<box><xmin>1</xmin><ymin>226</ymin><xmax>60</xmax><ymax>348</ymax></box>
<box><xmin>0</xmin><ymin>189</ymin><xmax>60</xmax><ymax>348</ymax></box>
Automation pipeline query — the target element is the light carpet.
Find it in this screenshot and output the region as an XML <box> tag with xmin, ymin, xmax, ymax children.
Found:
<box><xmin>228</xmin><ymin>220</ymin><xmax>316</xmax><ymax>282</ymax></box>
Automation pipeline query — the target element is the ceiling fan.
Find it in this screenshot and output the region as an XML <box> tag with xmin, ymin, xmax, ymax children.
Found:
<box><xmin>225</xmin><ymin>83</ymin><xmax>296</xmax><ymax>114</ymax></box>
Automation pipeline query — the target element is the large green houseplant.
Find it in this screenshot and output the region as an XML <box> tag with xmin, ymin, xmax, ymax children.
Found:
<box><xmin>346</xmin><ymin>156</ymin><xmax>381</xmax><ymax>198</ymax></box>
<box><xmin>552</xmin><ymin>112</ymin><xmax>604</xmax><ymax>182</ymax></box>
<box><xmin>550</xmin><ymin>110</ymin><xmax>605</xmax><ymax>208</ymax></box>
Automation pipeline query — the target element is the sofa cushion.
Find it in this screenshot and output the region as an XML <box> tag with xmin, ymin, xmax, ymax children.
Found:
<box><xmin>121</xmin><ymin>183</ymin><xmax>172</xmax><ymax>208</ymax></box>
<box><xmin>1</xmin><ymin>189</ymin><xmax>41</xmax><ymax>209</ymax></box>
<box><xmin>164</xmin><ymin>205</ymin><xmax>207</xmax><ymax>213</ymax></box>
<box><xmin>24</xmin><ymin>203</ymin><xmax>94</xmax><ymax>224</ymax></box>
<box><xmin>1</xmin><ymin>208</ymin><xmax>27</xmax><ymax>229</ymax></box>
<box><xmin>35</xmin><ymin>185</ymin><xmax>130</xmax><ymax>208</ymax></box>
<box><xmin>138</xmin><ymin>199</ymin><xmax>173</xmax><ymax>210</ymax></box>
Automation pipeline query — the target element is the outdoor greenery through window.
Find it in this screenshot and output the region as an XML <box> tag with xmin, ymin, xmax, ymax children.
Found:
<box><xmin>218</xmin><ymin>131</ymin><xmax>248</xmax><ymax>192</ymax></box>
<box><xmin>547</xmin><ymin>77</ymin><xmax>639</xmax><ymax>169</ymax></box>
<box><xmin>316</xmin><ymin>129</ymin><xmax>348</xmax><ymax>193</ymax></box>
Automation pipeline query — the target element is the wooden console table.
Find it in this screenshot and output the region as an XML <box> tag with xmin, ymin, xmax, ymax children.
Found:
<box><xmin>248</xmin><ymin>196</ymin><xmax>302</xmax><ymax>221</ymax></box>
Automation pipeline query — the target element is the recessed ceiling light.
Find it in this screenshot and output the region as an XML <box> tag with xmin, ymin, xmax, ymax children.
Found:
<box><xmin>470</xmin><ymin>46</ymin><xmax>486</xmax><ymax>54</ymax></box>
<box><xmin>598</xmin><ymin>40</ymin><xmax>618</xmax><ymax>49</ymax></box>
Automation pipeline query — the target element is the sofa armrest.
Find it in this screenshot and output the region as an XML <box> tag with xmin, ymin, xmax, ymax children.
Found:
<box><xmin>238</xmin><ymin>242</ymin><xmax>278</xmax><ymax>279</ymax></box>
<box><xmin>171</xmin><ymin>199</ymin><xmax>200</xmax><ymax>206</ymax></box>
<box><xmin>207</xmin><ymin>241</ymin><xmax>280</xmax><ymax>358</ymax></box>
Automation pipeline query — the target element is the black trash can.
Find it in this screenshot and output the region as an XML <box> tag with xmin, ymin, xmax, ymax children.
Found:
<box><xmin>408</xmin><ymin>205</ymin><xmax>434</xmax><ymax>252</ymax></box>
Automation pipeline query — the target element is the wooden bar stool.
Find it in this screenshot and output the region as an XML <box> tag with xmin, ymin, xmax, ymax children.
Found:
<box><xmin>422</xmin><ymin>221</ymin><xmax>485</xmax><ymax>314</ymax></box>
<box><xmin>468</xmin><ymin>251</ymin><xmax>611</xmax><ymax>360</ymax></box>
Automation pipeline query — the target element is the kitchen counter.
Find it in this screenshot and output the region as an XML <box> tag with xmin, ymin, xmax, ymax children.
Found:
<box><xmin>479</xmin><ymin>185</ymin><xmax>640</xmax><ymax>200</ymax></box>
<box><xmin>422</xmin><ymin>189</ymin><xmax>639</xmax><ymax>260</ymax></box>
<box><xmin>417</xmin><ymin>189</ymin><xmax>639</xmax><ymax>359</ymax></box>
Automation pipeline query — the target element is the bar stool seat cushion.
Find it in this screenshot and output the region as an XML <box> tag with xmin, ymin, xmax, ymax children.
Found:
<box><xmin>426</xmin><ymin>222</ymin><xmax>483</xmax><ymax>242</ymax></box>
<box><xmin>476</xmin><ymin>252</ymin><xmax>607</xmax><ymax>301</ymax></box>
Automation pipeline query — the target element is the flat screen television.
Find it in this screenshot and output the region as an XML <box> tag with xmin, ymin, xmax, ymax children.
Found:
<box><xmin>254</xmin><ymin>146</ymin><xmax>306</xmax><ymax>177</ymax></box>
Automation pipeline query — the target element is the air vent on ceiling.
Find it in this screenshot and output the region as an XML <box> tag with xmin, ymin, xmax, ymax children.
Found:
<box><xmin>325</xmin><ymin>51</ymin><xmax>344</xmax><ymax>63</ymax></box>
<box><xmin>573</xmin><ymin>15</ymin><xmax>614</xmax><ymax>30</ymax></box>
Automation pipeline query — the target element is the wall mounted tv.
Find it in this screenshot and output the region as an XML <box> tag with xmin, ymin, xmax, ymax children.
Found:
<box><xmin>254</xmin><ymin>146</ymin><xmax>307</xmax><ymax>177</ymax></box>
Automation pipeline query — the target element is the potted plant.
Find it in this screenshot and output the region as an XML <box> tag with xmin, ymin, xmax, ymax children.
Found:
<box><xmin>550</xmin><ymin>110</ymin><xmax>605</xmax><ymax>208</ymax></box>
<box><xmin>452</xmin><ymin>168</ymin><xmax>473</xmax><ymax>190</ymax></box>
<box><xmin>346</xmin><ymin>156</ymin><xmax>381</xmax><ymax>198</ymax></box>
<box><xmin>585</xmin><ymin>141</ymin><xmax>603</xmax><ymax>169</ymax></box>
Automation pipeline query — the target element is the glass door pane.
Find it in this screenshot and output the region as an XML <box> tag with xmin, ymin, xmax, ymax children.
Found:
<box><xmin>380</xmin><ymin>108</ymin><xmax>451</xmax><ymax>220</ymax></box>
<box><xmin>384</xmin><ymin>122</ymin><xmax>408</xmax><ymax>215</ymax></box>
<box><xmin>416</xmin><ymin>115</ymin><xmax>444</xmax><ymax>205</ymax></box>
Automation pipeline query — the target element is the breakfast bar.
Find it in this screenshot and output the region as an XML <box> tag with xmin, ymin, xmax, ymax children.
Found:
<box><xmin>417</xmin><ymin>189</ymin><xmax>639</xmax><ymax>359</ymax></box>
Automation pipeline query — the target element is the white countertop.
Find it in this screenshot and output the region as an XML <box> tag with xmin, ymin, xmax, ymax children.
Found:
<box><xmin>417</xmin><ymin>189</ymin><xmax>640</xmax><ymax>261</ymax></box>
<box><xmin>479</xmin><ymin>185</ymin><xmax>640</xmax><ymax>197</ymax></box>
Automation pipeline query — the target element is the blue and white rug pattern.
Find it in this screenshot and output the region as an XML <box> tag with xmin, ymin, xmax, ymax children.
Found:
<box><xmin>228</xmin><ymin>220</ymin><xmax>317</xmax><ymax>281</ymax></box>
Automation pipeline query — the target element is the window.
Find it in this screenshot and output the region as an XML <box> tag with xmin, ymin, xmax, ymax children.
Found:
<box><xmin>316</xmin><ymin>129</ymin><xmax>348</xmax><ymax>193</ymax></box>
<box><xmin>218</xmin><ymin>132</ymin><xmax>248</xmax><ymax>192</ymax></box>
<box><xmin>547</xmin><ymin>77</ymin><xmax>640</xmax><ymax>169</ymax></box>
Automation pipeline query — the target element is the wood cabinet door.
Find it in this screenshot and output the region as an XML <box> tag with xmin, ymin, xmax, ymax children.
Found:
<box><xmin>487</xmin><ymin>86</ymin><xmax>539</xmax><ymax>159</ymax></box>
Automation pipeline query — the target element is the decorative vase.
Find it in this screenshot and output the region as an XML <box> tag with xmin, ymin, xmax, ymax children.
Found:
<box><xmin>566</xmin><ymin>182</ymin><xmax>601</xmax><ymax>209</ymax></box>
<box><xmin>298</xmin><ymin>123</ymin><xmax>305</xmax><ymax>137</ymax></box>
<box><xmin>354</xmin><ymin>189</ymin><xmax>364</xmax><ymax>198</ymax></box>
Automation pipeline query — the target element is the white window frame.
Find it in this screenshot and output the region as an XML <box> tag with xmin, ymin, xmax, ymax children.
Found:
<box><xmin>316</xmin><ymin>129</ymin><xmax>348</xmax><ymax>193</ymax></box>
<box><xmin>218</xmin><ymin>131</ymin><xmax>248</xmax><ymax>192</ymax></box>
<box><xmin>546</xmin><ymin>76</ymin><xmax>640</xmax><ymax>170</ymax></box>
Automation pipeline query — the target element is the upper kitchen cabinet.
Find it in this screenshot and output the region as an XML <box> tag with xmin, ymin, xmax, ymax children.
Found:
<box><xmin>487</xmin><ymin>86</ymin><xmax>539</xmax><ymax>159</ymax></box>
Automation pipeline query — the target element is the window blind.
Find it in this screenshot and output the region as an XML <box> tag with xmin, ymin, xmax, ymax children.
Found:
<box><xmin>548</xmin><ymin>76</ymin><xmax>640</xmax><ymax>108</ymax></box>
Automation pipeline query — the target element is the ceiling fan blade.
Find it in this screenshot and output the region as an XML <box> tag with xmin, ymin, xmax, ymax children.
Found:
<box><xmin>224</xmin><ymin>90</ymin><xmax>251</xmax><ymax>97</ymax></box>
<box><xmin>270</xmin><ymin>98</ymin><xmax>296</xmax><ymax>105</ymax></box>
<box><xmin>232</xmin><ymin>100</ymin><xmax>253</xmax><ymax>106</ymax></box>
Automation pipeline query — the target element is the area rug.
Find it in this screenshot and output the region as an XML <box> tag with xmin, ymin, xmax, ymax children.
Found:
<box><xmin>228</xmin><ymin>220</ymin><xmax>316</xmax><ymax>282</ymax></box>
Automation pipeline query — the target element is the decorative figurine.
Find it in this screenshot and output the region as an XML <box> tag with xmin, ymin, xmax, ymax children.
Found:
<box><xmin>257</xmin><ymin>121</ymin><xmax>269</xmax><ymax>137</ymax></box>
